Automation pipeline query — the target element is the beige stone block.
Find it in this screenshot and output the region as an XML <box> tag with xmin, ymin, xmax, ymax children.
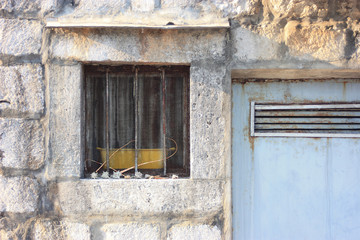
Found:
<box><xmin>0</xmin><ymin>64</ymin><xmax>44</xmax><ymax>118</ymax></box>
<box><xmin>266</xmin><ymin>0</ymin><xmax>328</xmax><ymax>18</ymax></box>
<box><xmin>335</xmin><ymin>0</ymin><xmax>360</xmax><ymax>19</ymax></box>
<box><xmin>56</xmin><ymin>179</ymin><xmax>223</xmax><ymax>216</ymax></box>
<box><xmin>167</xmin><ymin>224</ymin><xmax>221</xmax><ymax>240</ymax></box>
<box><xmin>101</xmin><ymin>223</ymin><xmax>160</xmax><ymax>240</ymax></box>
<box><xmin>0</xmin><ymin>19</ymin><xmax>42</xmax><ymax>56</ymax></box>
<box><xmin>33</xmin><ymin>219</ymin><xmax>90</xmax><ymax>240</ymax></box>
<box><xmin>0</xmin><ymin>119</ymin><xmax>44</xmax><ymax>170</ymax></box>
<box><xmin>0</xmin><ymin>176</ymin><xmax>39</xmax><ymax>213</ymax></box>
<box><xmin>284</xmin><ymin>21</ymin><xmax>347</xmax><ymax>61</ymax></box>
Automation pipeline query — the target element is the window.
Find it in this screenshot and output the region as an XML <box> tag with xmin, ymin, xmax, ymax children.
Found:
<box><xmin>83</xmin><ymin>65</ymin><xmax>190</xmax><ymax>178</ymax></box>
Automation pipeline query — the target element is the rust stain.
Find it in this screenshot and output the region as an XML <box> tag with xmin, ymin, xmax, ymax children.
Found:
<box><xmin>343</xmin><ymin>81</ymin><xmax>347</xmax><ymax>99</ymax></box>
<box><xmin>249</xmin><ymin>135</ymin><xmax>255</xmax><ymax>158</ymax></box>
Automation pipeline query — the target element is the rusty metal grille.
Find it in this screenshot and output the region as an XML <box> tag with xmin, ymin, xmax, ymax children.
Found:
<box><xmin>251</xmin><ymin>102</ymin><xmax>360</xmax><ymax>137</ymax></box>
<box><xmin>83</xmin><ymin>65</ymin><xmax>190</xmax><ymax>177</ymax></box>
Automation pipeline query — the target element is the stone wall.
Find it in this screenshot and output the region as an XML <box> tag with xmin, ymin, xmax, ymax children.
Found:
<box><xmin>0</xmin><ymin>0</ymin><xmax>359</xmax><ymax>239</ymax></box>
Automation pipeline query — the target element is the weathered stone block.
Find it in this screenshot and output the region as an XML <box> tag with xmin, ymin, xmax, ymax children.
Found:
<box><xmin>0</xmin><ymin>0</ymin><xmax>63</xmax><ymax>16</ymax></box>
<box><xmin>0</xmin><ymin>19</ymin><xmax>42</xmax><ymax>56</ymax></box>
<box><xmin>0</xmin><ymin>119</ymin><xmax>44</xmax><ymax>170</ymax></box>
<box><xmin>232</xmin><ymin>27</ymin><xmax>281</xmax><ymax>62</ymax></box>
<box><xmin>49</xmin><ymin>28</ymin><xmax>226</xmax><ymax>63</ymax></box>
<box><xmin>167</xmin><ymin>224</ymin><xmax>221</xmax><ymax>240</ymax></box>
<box><xmin>190</xmin><ymin>64</ymin><xmax>227</xmax><ymax>179</ymax></box>
<box><xmin>348</xmin><ymin>33</ymin><xmax>360</xmax><ymax>67</ymax></box>
<box><xmin>284</xmin><ymin>21</ymin><xmax>347</xmax><ymax>61</ymax></box>
<box><xmin>266</xmin><ymin>0</ymin><xmax>328</xmax><ymax>19</ymax></box>
<box><xmin>56</xmin><ymin>179</ymin><xmax>223</xmax><ymax>216</ymax></box>
<box><xmin>33</xmin><ymin>219</ymin><xmax>90</xmax><ymax>240</ymax></box>
<box><xmin>208</xmin><ymin>0</ymin><xmax>260</xmax><ymax>17</ymax></box>
<box><xmin>0</xmin><ymin>64</ymin><xmax>44</xmax><ymax>118</ymax></box>
<box><xmin>41</xmin><ymin>0</ymin><xmax>64</xmax><ymax>15</ymax></box>
<box><xmin>335</xmin><ymin>0</ymin><xmax>360</xmax><ymax>19</ymax></box>
<box><xmin>100</xmin><ymin>223</ymin><xmax>160</xmax><ymax>240</ymax></box>
<box><xmin>47</xmin><ymin>64</ymin><xmax>82</xmax><ymax>179</ymax></box>
<box><xmin>131</xmin><ymin>0</ymin><xmax>155</xmax><ymax>12</ymax></box>
<box><xmin>72</xmin><ymin>0</ymin><xmax>129</xmax><ymax>17</ymax></box>
<box><xmin>0</xmin><ymin>0</ymin><xmax>41</xmax><ymax>16</ymax></box>
<box><xmin>0</xmin><ymin>176</ymin><xmax>39</xmax><ymax>213</ymax></box>
<box><xmin>161</xmin><ymin>0</ymin><xmax>198</xmax><ymax>8</ymax></box>
<box><xmin>140</xmin><ymin>29</ymin><xmax>227</xmax><ymax>62</ymax></box>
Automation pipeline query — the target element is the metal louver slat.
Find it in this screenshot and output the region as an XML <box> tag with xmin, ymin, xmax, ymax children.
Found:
<box><xmin>250</xmin><ymin>102</ymin><xmax>360</xmax><ymax>138</ymax></box>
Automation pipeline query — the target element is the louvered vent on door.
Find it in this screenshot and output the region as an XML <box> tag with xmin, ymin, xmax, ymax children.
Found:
<box><xmin>251</xmin><ymin>102</ymin><xmax>360</xmax><ymax>137</ymax></box>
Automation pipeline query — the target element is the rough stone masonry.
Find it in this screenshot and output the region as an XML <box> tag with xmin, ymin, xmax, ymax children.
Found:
<box><xmin>0</xmin><ymin>0</ymin><xmax>360</xmax><ymax>239</ymax></box>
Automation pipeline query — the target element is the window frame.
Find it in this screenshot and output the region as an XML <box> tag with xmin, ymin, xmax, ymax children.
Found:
<box><xmin>82</xmin><ymin>64</ymin><xmax>190</xmax><ymax>178</ymax></box>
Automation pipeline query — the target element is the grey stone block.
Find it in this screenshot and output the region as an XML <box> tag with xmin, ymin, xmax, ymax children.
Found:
<box><xmin>47</xmin><ymin>64</ymin><xmax>82</xmax><ymax>179</ymax></box>
<box><xmin>56</xmin><ymin>179</ymin><xmax>223</xmax><ymax>216</ymax></box>
<box><xmin>41</xmin><ymin>0</ymin><xmax>64</xmax><ymax>15</ymax></box>
<box><xmin>233</xmin><ymin>27</ymin><xmax>281</xmax><ymax>62</ymax></box>
<box><xmin>132</xmin><ymin>0</ymin><xmax>155</xmax><ymax>12</ymax></box>
<box><xmin>0</xmin><ymin>64</ymin><xmax>44</xmax><ymax>118</ymax></box>
<box><xmin>0</xmin><ymin>176</ymin><xmax>39</xmax><ymax>213</ymax></box>
<box><xmin>100</xmin><ymin>223</ymin><xmax>160</xmax><ymax>240</ymax></box>
<box><xmin>33</xmin><ymin>219</ymin><xmax>90</xmax><ymax>240</ymax></box>
<box><xmin>160</xmin><ymin>0</ymin><xmax>198</xmax><ymax>8</ymax></box>
<box><xmin>71</xmin><ymin>0</ymin><xmax>129</xmax><ymax>17</ymax></box>
<box><xmin>167</xmin><ymin>224</ymin><xmax>221</xmax><ymax>240</ymax></box>
<box><xmin>207</xmin><ymin>0</ymin><xmax>260</xmax><ymax>17</ymax></box>
<box><xmin>0</xmin><ymin>19</ymin><xmax>42</xmax><ymax>56</ymax></box>
<box><xmin>0</xmin><ymin>119</ymin><xmax>44</xmax><ymax>170</ymax></box>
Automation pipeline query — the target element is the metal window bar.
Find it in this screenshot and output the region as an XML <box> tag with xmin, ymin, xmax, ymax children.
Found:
<box><xmin>105</xmin><ymin>69</ymin><xmax>110</xmax><ymax>171</ymax></box>
<box><xmin>134</xmin><ymin>67</ymin><xmax>139</xmax><ymax>173</ymax></box>
<box><xmin>161</xmin><ymin>68</ymin><xmax>167</xmax><ymax>176</ymax></box>
<box><xmin>251</xmin><ymin>102</ymin><xmax>360</xmax><ymax>138</ymax></box>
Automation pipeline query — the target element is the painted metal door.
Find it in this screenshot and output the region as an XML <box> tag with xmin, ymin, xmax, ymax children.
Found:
<box><xmin>232</xmin><ymin>79</ymin><xmax>360</xmax><ymax>240</ymax></box>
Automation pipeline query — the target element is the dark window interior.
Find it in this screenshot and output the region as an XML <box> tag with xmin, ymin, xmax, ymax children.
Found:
<box><xmin>83</xmin><ymin>65</ymin><xmax>190</xmax><ymax>177</ymax></box>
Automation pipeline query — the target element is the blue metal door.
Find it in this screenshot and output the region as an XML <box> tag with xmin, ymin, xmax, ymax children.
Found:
<box><xmin>232</xmin><ymin>79</ymin><xmax>360</xmax><ymax>240</ymax></box>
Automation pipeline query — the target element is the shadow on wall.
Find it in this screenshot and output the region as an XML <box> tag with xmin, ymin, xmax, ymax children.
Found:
<box><xmin>231</xmin><ymin>20</ymin><xmax>360</xmax><ymax>69</ymax></box>
<box><xmin>230</xmin><ymin>0</ymin><xmax>360</xmax><ymax>69</ymax></box>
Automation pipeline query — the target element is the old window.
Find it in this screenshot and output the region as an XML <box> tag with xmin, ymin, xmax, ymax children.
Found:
<box><xmin>83</xmin><ymin>65</ymin><xmax>190</xmax><ymax>178</ymax></box>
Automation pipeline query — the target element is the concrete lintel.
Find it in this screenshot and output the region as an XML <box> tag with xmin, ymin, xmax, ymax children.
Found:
<box><xmin>232</xmin><ymin>69</ymin><xmax>360</xmax><ymax>80</ymax></box>
<box><xmin>46</xmin><ymin>19</ymin><xmax>230</xmax><ymax>29</ymax></box>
